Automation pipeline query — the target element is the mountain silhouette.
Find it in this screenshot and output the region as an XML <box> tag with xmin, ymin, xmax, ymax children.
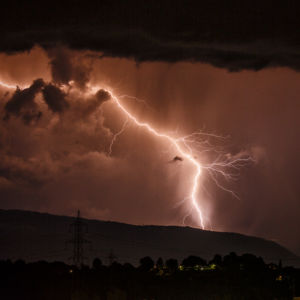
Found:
<box><xmin>0</xmin><ymin>209</ymin><xmax>298</xmax><ymax>266</ymax></box>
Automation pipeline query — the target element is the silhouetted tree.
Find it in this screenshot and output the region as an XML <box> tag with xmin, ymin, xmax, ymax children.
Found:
<box><xmin>0</xmin><ymin>256</ymin><xmax>293</xmax><ymax>300</ymax></box>
<box><xmin>182</xmin><ymin>256</ymin><xmax>206</xmax><ymax>268</ymax></box>
<box><xmin>223</xmin><ymin>252</ymin><xmax>239</xmax><ymax>270</ymax></box>
<box><xmin>92</xmin><ymin>257</ymin><xmax>102</xmax><ymax>270</ymax></box>
<box><xmin>110</xmin><ymin>261</ymin><xmax>123</xmax><ymax>273</ymax></box>
<box><xmin>123</xmin><ymin>262</ymin><xmax>135</xmax><ymax>272</ymax></box>
<box><xmin>240</xmin><ymin>253</ymin><xmax>265</xmax><ymax>271</ymax></box>
<box><xmin>139</xmin><ymin>256</ymin><xmax>154</xmax><ymax>272</ymax></box>
<box><xmin>14</xmin><ymin>259</ymin><xmax>26</xmax><ymax>268</ymax></box>
<box><xmin>166</xmin><ymin>258</ymin><xmax>178</xmax><ymax>273</ymax></box>
<box><xmin>278</xmin><ymin>259</ymin><xmax>282</xmax><ymax>270</ymax></box>
<box><xmin>156</xmin><ymin>257</ymin><xmax>164</xmax><ymax>269</ymax></box>
<box><xmin>209</xmin><ymin>254</ymin><xmax>223</xmax><ymax>267</ymax></box>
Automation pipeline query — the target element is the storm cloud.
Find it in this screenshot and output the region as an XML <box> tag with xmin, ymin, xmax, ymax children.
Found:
<box><xmin>3</xmin><ymin>78</ymin><xmax>71</xmax><ymax>123</ymax></box>
<box><xmin>0</xmin><ymin>1</ymin><xmax>300</xmax><ymax>260</ymax></box>
<box><xmin>47</xmin><ymin>47</ymin><xmax>91</xmax><ymax>88</ymax></box>
<box><xmin>42</xmin><ymin>84</ymin><xmax>68</xmax><ymax>113</ymax></box>
<box><xmin>0</xmin><ymin>48</ymin><xmax>299</xmax><ymax>257</ymax></box>
<box><xmin>4</xmin><ymin>78</ymin><xmax>44</xmax><ymax>124</ymax></box>
<box><xmin>1</xmin><ymin>1</ymin><xmax>300</xmax><ymax>71</ymax></box>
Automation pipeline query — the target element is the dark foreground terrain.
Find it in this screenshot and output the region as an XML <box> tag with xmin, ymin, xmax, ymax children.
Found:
<box><xmin>0</xmin><ymin>209</ymin><xmax>298</xmax><ymax>266</ymax></box>
<box><xmin>1</xmin><ymin>253</ymin><xmax>300</xmax><ymax>300</ymax></box>
<box><xmin>1</xmin><ymin>210</ymin><xmax>300</xmax><ymax>299</ymax></box>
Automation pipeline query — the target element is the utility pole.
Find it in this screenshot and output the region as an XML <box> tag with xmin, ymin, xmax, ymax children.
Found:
<box><xmin>68</xmin><ymin>210</ymin><xmax>89</xmax><ymax>268</ymax></box>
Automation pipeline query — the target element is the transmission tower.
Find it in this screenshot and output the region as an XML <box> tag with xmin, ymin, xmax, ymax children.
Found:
<box><xmin>68</xmin><ymin>210</ymin><xmax>90</xmax><ymax>267</ymax></box>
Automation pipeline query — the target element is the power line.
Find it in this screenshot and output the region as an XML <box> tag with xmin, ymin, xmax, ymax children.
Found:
<box><xmin>67</xmin><ymin>210</ymin><xmax>90</xmax><ymax>267</ymax></box>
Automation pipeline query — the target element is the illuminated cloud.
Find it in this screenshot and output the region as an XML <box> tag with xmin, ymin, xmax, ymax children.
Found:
<box><xmin>0</xmin><ymin>0</ymin><xmax>299</xmax><ymax>256</ymax></box>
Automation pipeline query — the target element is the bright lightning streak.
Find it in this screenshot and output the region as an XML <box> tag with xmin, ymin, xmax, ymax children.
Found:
<box><xmin>109</xmin><ymin>92</ymin><xmax>206</xmax><ymax>229</ymax></box>
<box><xmin>108</xmin><ymin>118</ymin><xmax>129</xmax><ymax>156</ymax></box>
<box><xmin>106</xmin><ymin>92</ymin><xmax>251</xmax><ymax>229</ymax></box>
<box><xmin>1</xmin><ymin>79</ymin><xmax>252</xmax><ymax>230</ymax></box>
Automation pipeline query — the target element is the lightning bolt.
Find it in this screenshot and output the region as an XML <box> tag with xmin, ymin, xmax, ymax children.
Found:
<box><xmin>105</xmin><ymin>91</ymin><xmax>251</xmax><ymax>229</ymax></box>
<box><xmin>109</xmin><ymin>92</ymin><xmax>206</xmax><ymax>228</ymax></box>
<box><xmin>108</xmin><ymin>118</ymin><xmax>129</xmax><ymax>156</ymax></box>
<box><xmin>1</xmin><ymin>79</ymin><xmax>252</xmax><ymax>230</ymax></box>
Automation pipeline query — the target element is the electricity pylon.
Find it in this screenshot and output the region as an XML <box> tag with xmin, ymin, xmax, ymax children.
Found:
<box><xmin>68</xmin><ymin>210</ymin><xmax>89</xmax><ymax>267</ymax></box>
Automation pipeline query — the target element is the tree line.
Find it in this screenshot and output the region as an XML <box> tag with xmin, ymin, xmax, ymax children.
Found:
<box><xmin>0</xmin><ymin>252</ymin><xmax>299</xmax><ymax>299</ymax></box>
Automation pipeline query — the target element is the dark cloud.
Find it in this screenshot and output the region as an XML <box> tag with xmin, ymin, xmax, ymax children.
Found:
<box><xmin>95</xmin><ymin>89</ymin><xmax>111</xmax><ymax>103</ymax></box>
<box><xmin>3</xmin><ymin>78</ymin><xmax>71</xmax><ymax>122</ymax></box>
<box><xmin>0</xmin><ymin>11</ymin><xmax>299</xmax><ymax>260</ymax></box>
<box><xmin>4</xmin><ymin>79</ymin><xmax>44</xmax><ymax>124</ymax></box>
<box><xmin>47</xmin><ymin>48</ymin><xmax>73</xmax><ymax>85</ymax></box>
<box><xmin>47</xmin><ymin>47</ymin><xmax>91</xmax><ymax>88</ymax></box>
<box><xmin>0</xmin><ymin>1</ymin><xmax>300</xmax><ymax>71</ymax></box>
<box><xmin>42</xmin><ymin>84</ymin><xmax>69</xmax><ymax>113</ymax></box>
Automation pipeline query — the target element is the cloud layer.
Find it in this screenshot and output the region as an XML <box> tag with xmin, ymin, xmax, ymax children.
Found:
<box><xmin>1</xmin><ymin>1</ymin><xmax>300</xmax><ymax>71</ymax></box>
<box><xmin>0</xmin><ymin>46</ymin><xmax>300</xmax><ymax>256</ymax></box>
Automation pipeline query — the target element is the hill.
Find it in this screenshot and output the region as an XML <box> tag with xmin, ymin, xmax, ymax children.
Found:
<box><xmin>0</xmin><ymin>209</ymin><xmax>298</xmax><ymax>266</ymax></box>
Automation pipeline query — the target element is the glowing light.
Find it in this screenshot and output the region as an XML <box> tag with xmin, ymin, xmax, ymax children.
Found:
<box><xmin>0</xmin><ymin>80</ymin><xmax>29</xmax><ymax>90</ymax></box>
<box><xmin>106</xmin><ymin>91</ymin><xmax>206</xmax><ymax>228</ymax></box>
<box><xmin>0</xmin><ymin>80</ymin><xmax>18</xmax><ymax>89</ymax></box>
<box><xmin>105</xmin><ymin>90</ymin><xmax>251</xmax><ymax>229</ymax></box>
<box><xmin>1</xmin><ymin>79</ymin><xmax>251</xmax><ymax>230</ymax></box>
<box><xmin>108</xmin><ymin>118</ymin><xmax>129</xmax><ymax>156</ymax></box>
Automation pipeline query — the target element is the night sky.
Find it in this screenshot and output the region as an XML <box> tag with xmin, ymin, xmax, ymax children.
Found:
<box><xmin>0</xmin><ymin>1</ymin><xmax>299</xmax><ymax>255</ymax></box>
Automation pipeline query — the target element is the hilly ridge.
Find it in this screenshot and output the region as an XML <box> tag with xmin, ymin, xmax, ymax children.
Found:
<box><xmin>0</xmin><ymin>209</ymin><xmax>298</xmax><ymax>266</ymax></box>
